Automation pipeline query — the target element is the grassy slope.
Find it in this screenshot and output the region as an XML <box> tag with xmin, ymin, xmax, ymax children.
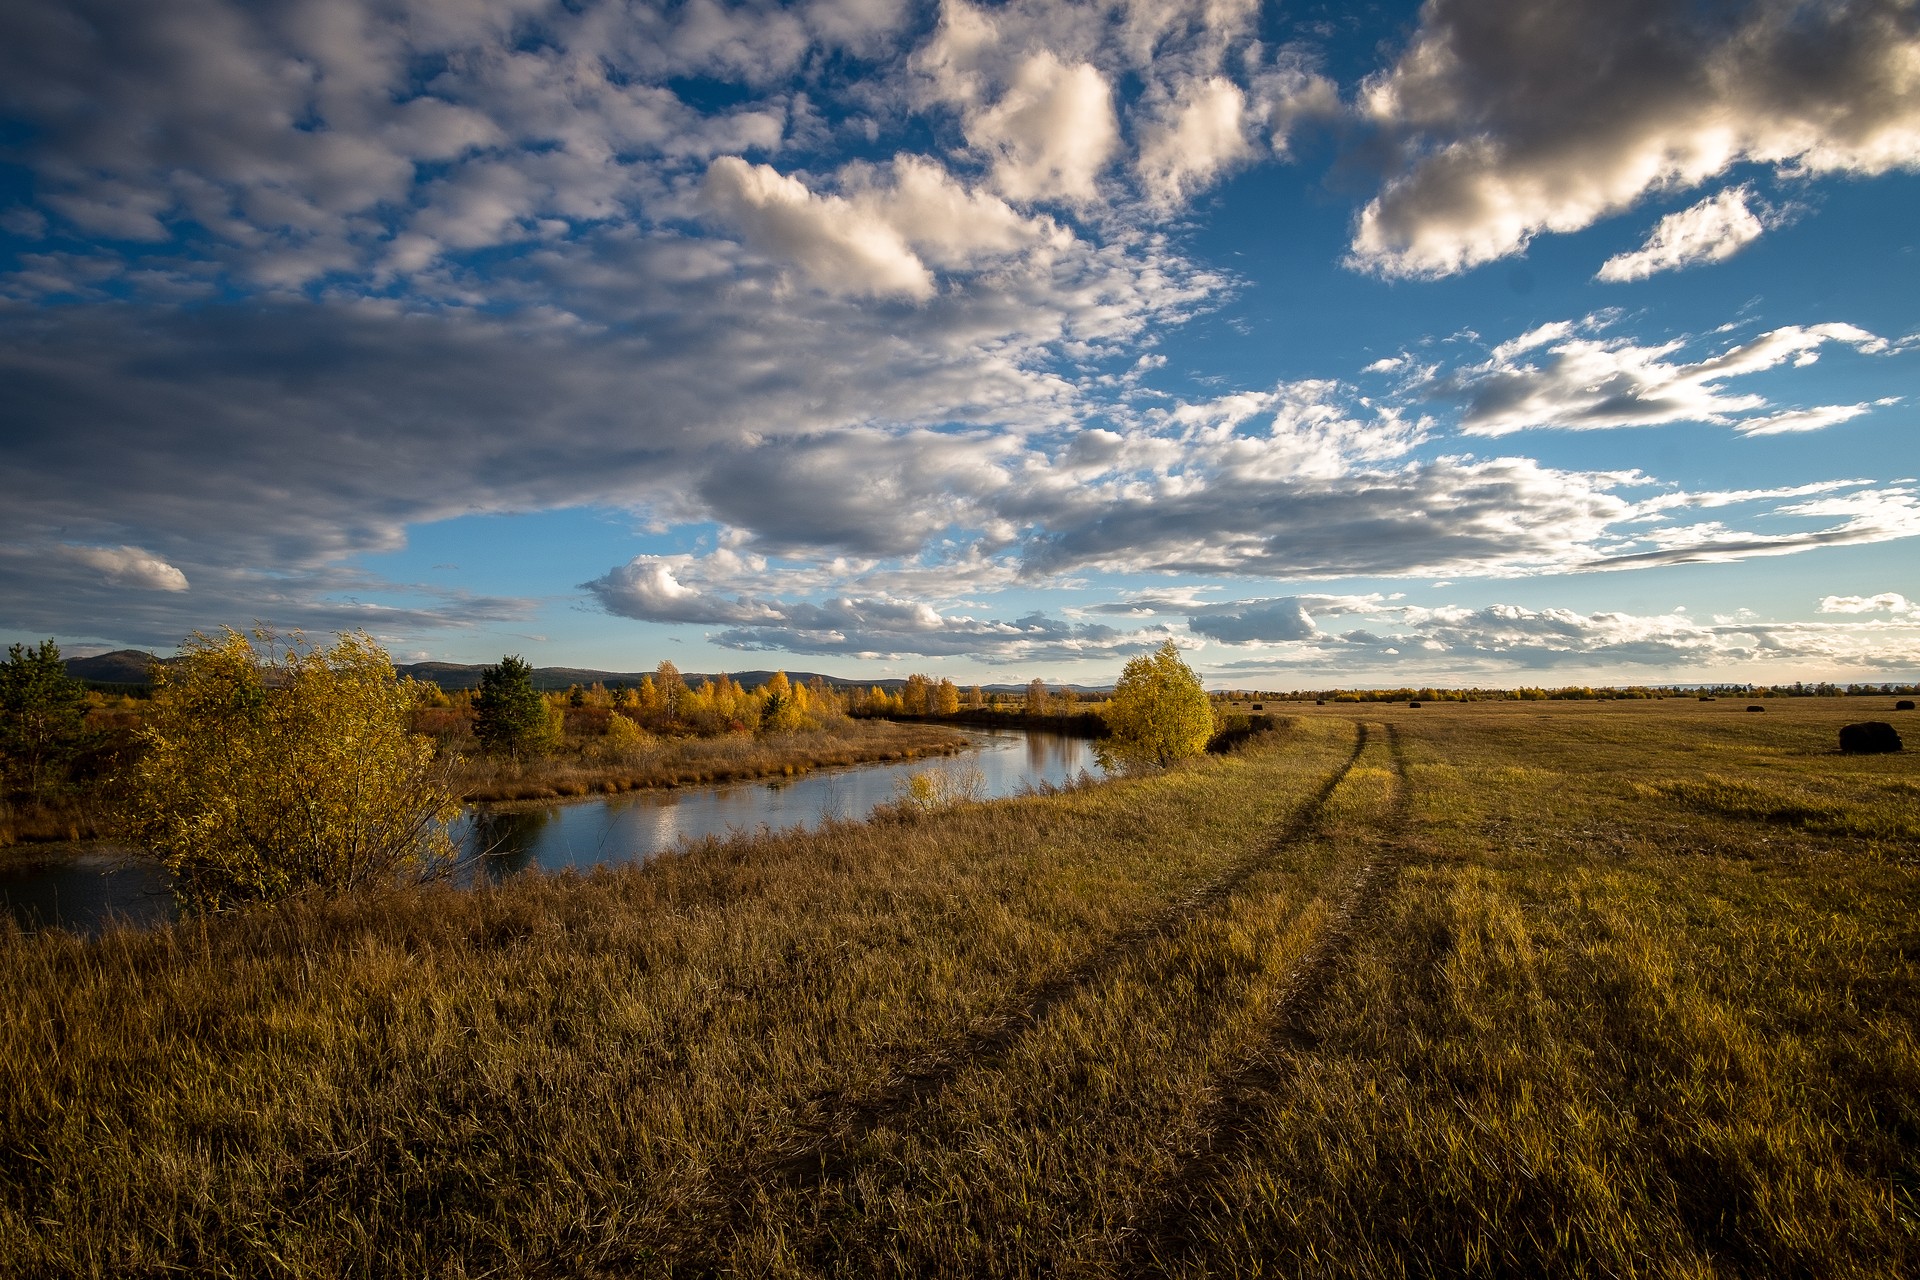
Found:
<box><xmin>0</xmin><ymin>702</ymin><xmax>1915</xmax><ymax>1277</ymax></box>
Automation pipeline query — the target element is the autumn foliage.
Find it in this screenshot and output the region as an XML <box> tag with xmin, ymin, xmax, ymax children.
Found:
<box><xmin>125</xmin><ymin>629</ymin><xmax>460</xmax><ymax>911</ymax></box>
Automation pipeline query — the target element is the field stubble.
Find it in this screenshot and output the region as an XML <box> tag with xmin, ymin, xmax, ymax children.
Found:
<box><xmin>0</xmin><ymin>699</ymin><xmax>1915</xmax><ymax>1277</ymax></box>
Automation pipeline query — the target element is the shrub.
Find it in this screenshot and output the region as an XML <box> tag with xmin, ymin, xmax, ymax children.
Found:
<box><xmin>125</xmin><ymin>629</ymin><xmax>460</xmax><ymax>911</ymax></box>
<box><xmin>601</xmin><ymin>712</ymin><xmax>653</xmax><ymax>762</ymax></box>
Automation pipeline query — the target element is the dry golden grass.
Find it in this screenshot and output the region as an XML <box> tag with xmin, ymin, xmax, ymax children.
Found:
<box><xmin>0</xmin><ymin>699</ymin><xmax>1915</xmax><ymax>1277</ymax></box>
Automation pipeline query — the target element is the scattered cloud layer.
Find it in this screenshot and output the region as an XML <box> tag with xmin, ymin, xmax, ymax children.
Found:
<box><xmin>584</xmin><ymin>554</ymin><xmax>1157</xmax><ymax>661</ymax></box>
<box><xmin>1186</xmin><ymin>596</ymin><xmax>1920</xmax><ymax>680</ymax></box>
<box><xmin>0</xmin><ymin>1</ymin><xmax>1915</xmax><ymax>675</ymax></box>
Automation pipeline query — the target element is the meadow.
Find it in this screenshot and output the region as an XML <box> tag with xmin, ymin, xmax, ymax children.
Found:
<box><xmin>0</xmin><ymin>699</ymin><xmax>1913</xmax><ymax>1277</ymax></box>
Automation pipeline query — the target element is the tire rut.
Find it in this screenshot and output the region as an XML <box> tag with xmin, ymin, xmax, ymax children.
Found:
<box><xmin>1114</xmin><ymin>720</ymin><xmax>1415</xmax><ymax>1277</ymax></box>
<box><xmin>683</xmin><ymin>722</ymin><xmax>1376</xmax><ymax>1266</ymax></box>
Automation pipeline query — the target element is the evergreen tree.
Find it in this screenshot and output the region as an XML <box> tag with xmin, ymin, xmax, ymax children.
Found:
<box><xmin>473</xmin><ymin>655</ymin><xmax>550</xmax><ymax>757</ymax></box>
<box><xmin>0</xmin><ymin>639</ymin><xmax>91</xmax><ymax>802</ymax></box>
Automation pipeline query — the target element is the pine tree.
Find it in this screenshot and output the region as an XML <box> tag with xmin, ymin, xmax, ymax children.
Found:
<box><xmin>473</xmin><ymin>655</ymin><xmax>551</xmax><ymax>758</ymax></box>
<box><xmin>0</xmin><ymin>639</ymin><xmax>91</xmax><ymax>802</ymax></box>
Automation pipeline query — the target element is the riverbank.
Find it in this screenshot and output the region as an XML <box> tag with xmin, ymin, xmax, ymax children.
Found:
<box><xmin>0</xmin><ymin>720</ymin><xmax>973</xmax><ymax>849</ymax></box>
<box><xmin>1</xmin><ymin>703</ymin><xmax>1913</xmax><ymax>1276</ymax></box>
<box><xmin>453</xmin><ymin>719</ymin><xmax>970</xmax><ymax>803</ymax></box>
<box><xmin>865</xmin><ymin>707</ymin><xmax>1110</xmax><ymax>737</ymax></box>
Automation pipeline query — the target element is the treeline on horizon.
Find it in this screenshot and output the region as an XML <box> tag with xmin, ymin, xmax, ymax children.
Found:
<box><xmin>412</xmin><ymin>668</ymin><xmax>1088</xmax><ymax>740</ymax></box>
<box><xmin>1247</xmin><ymin>680</ymin><xmax>1920</xmax><ymax>702</ymax></box>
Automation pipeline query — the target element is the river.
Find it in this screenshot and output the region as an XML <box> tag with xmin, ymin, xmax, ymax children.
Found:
<box><xmin>0</xmin><ymin>728</ymin><xmax>1102</xmax><ymax>935</ymax></box>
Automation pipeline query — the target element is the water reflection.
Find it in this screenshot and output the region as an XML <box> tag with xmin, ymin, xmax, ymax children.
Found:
<box><xmin>450</xmin><ymin>729</ymin><xmax>1102</xmax><ymax>877</ymax></box>
<box><xmin>0</xmin><ymin>849</ymin><xmax>175</xmax><ymax>934</ymax></box>
<box><xmin>1</xmin><ymin>729</ymin><xmax>1102</xmax><ymax>930</ymax></box>
<box><xmin>462</xmin><ymin>807</ymin><xmax>559</xmax><ymax>883</ymax></box>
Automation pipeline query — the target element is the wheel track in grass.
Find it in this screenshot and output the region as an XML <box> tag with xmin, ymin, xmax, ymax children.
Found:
<box><xmin>677</xmin><ymin>722</ymin><xmax>1375</xmax><ymax>1270</ymax></box>
<box><xmin>1114</xmin><ymin>720</ymin><xmax>1415</xmax><ymax>1277</ymax></box>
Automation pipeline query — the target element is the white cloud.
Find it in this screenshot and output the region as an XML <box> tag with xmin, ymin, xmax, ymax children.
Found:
<box><xmin>1250</xmin><ymin>57</ymin><xmax>1341</xmax><ymax>157</ymax></box>
<box><xmin>1136</xmin><ymin>76</ymin><xmax>1252</xmax><ymax>207</ymax></box>
<box><xmin>702</xmin><ymin>157</ymin><xmax>935</xmax><ymax>299</ymax></box>
<box><xmin>1437</xmin><ymin>318</ymin><xmax>1895</xmax><ymax>436</ymax></box>
<box><xmin>1350</xmin><ymin>0</ymin><xmax>1920</xmax><ymax>277</ymax></box>
<box><xmin>1734</xmin><ymin>403</ymin><xmax>1879</xmax><ymax>436</ymax></box>
<box><xmin>843</xmin><ymin>154</ymin><xmax>1062</xmax><ymax>269</ymax></box>
<box><xmin>1819</xmin><ymin>592</ymin><xmax>1916</xmax><ymax>615</ymax></box>
<box><xmin>55</xmin><ymin>545</ymin><xmax>190</xmax><ymax>592</ymax></box>
<box><xmin>967</xmin><ymin>51</ymin><xmax>1120</xmax><ymax>205</ymax></box>
<box><xmin>1596</xmin><ymin>187</ymin><xmax>1772</xmax><ymax>282</ymax></box>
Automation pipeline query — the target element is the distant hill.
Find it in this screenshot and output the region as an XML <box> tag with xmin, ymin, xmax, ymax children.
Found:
<box><xmin>64</xmin><ymin>650</ymin><xmax>170</xmax><ymax>686</ymax></box>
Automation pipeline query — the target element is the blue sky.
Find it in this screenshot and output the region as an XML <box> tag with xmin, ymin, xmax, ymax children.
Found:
<box><xmin>2</xmin><ymin>0</ymin><xmax>1916</xmax><ymax>686</ymax></box>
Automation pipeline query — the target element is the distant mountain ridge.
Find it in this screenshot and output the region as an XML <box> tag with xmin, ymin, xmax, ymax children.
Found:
<box><xmin>62</xmin><ymin>650</ymin><xmax>1109</xmax><ymax>695</ymax></box>
<box><xmin>63</xmin><ymin>650</ymin><xmax>170</xmax><ymax>685</ymax></box>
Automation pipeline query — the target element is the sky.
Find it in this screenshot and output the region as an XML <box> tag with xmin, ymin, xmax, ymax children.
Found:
<box><xmin>1</xmin><ymin>0</ymin><xmax>1917</xmax><ymax>688</ymax></box>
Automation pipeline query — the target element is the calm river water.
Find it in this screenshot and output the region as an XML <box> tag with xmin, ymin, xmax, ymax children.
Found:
<box><xmin>0</xmin><ymin>729</ymin><xmax>1100</xmax><ymax>935</ymax></box>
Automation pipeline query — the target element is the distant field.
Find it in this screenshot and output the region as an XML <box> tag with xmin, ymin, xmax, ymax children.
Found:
<box><xmin>0</xmin><ymin>700</ymin><xmax>1913</xmax><ymax>1277</ymax></box>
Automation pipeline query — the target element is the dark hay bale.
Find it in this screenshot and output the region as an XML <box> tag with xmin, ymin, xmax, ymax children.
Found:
<box><xmin>1746</xmin><ymin>705</ymin><xmax>1765</xmax><ymax>712</ymax></box>
<box><xmin>1839</xmin><ymin>722</ymin><xmax>1903</xmax><ymax>754</ymax></box>
<box><xmin>1251</xmin><ymin>703</ymin><xmax>1264</xmax><ymax>711</ymax></box>
<box><xmin>1408</xmin><ymin>701</ymin><xmax>1423</xmax><ymax>708</ymax></box>
<box><xmin>1897</xmin><ymin>699</ymin><xmax>1916</xmax><ymax>711</ymax></box>
<box><xmin>1315</xmin><ymin>698</ymin><xmax>1325</xmax><ymax>705</ymax></box>
<box><xmin>1698</xmin><ymin>695</ymin><xmax>1716</xmax><ymax>701</ymax></box>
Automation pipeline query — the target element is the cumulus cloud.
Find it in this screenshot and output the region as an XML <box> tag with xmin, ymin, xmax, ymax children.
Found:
<box><xmin>1136</xmin><ymin>76</ymin><xmax>1252</xmax><ymax>206</ymax></box>
<box><xmin>1596</xmin><ymin>187</ymin><xmax>1775</xmax><ymax>282</ymax></box>
<box><xmin>54</xmin><ymin>545</ymin><xmax>190</xmax><ymax>592</ymax></box>
<box><xmin>702</xmin><ymin>157</ymin><xmax>935</xmax><ymax>299</ymax></box>
<box><xmin>844</xmin><ymin>155</ymin><xmax>1062</xmax><ymax>268</ymax></box>
<box><xmin>906</xmin><ymin>0</ymin><xmax>1278</xmax><ymax>211</ymax></box>
<box><xmin>1250</xmin><ymin>57</ymin><xmax>1342</xmax><ymax>157</ymax></box>
<box><xmin>966</xmin><ymin>51</ymin><xmax>1121</xmax><ymax>204</ymax></box>
<box><xmin>1351</xmin><ymin>0</ymin><xmax>1920</xmax><ymax>276</ymax></box>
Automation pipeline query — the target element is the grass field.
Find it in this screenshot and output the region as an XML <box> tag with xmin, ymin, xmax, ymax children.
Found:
<box><xmin>0</xmin><ymin>700</ymin><xmax>1914</xmax><ymax>1277</ymax></box>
